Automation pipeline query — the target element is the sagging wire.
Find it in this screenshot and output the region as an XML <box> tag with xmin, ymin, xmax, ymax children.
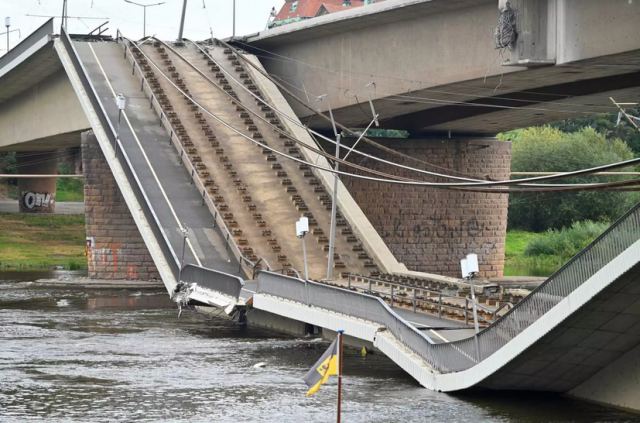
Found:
<box><xmin>221</xmin><ymin>38</ymin><xmax>625</xmax><ymax>183</ymax></box>
<box><xmin>189</xmin><ymin>38</ymin><xmax>640</xmax><ymax>189</ymax></box>
<box><xmin>128</xmin><ymin>37</ymin><xmax>640</xmax><ymax>193</ymax></box>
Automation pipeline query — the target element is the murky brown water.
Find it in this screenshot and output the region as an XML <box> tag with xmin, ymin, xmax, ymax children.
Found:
<box><xmin>1</xmin><ymin>272</ymin><xmax>639</xmax><ymax>422</ymax></box>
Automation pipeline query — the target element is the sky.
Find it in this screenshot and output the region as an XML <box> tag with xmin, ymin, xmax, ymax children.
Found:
<box><xmin>0</xmin><ymin>0</ymin><xmax>286</xmax><ymax>52</ymax></box>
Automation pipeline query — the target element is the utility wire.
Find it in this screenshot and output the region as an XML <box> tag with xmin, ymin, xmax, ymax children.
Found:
<box><xmin>128</xmin><ymin>37</ymin><xmax>640</xmax><ymax>193</ymax></box>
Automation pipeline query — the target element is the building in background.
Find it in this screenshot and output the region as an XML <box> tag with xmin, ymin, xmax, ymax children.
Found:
<box><xmin>269</xmin><ymin>0</ymin><xmax>379</xmax><ymax>28</ymax></box>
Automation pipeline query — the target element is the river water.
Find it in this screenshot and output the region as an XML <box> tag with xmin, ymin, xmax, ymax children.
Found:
<box><xmin>1</xmin><ymin>272</ymin><xmax>639</xmax><ymax>422</ymax></box>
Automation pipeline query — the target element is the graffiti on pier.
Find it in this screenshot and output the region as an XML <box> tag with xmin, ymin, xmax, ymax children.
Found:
<box><xmin>385</xmin><ymin>216</ymin><xmax>486</xmax><ymax>239</ymax></box>
<box><xmin>21</xmin><ymin>192</ymin><xmax>54</xmax><ymax>210</ymax></box>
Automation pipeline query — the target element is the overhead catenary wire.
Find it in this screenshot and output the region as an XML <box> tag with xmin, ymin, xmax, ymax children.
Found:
<box><xmin>189</xmin><ymin>38</ymin><xmax>640</xmax><ymax>188</ymax></box>
<box><xmin>127</xmin><ymin>37</ymin><xmax>640</xmax><ymax>193</ymax></box>
<box><xmin>218</xmin><ymin>38</ymin><xmax>640</xmax><ymax>188</ymax></box>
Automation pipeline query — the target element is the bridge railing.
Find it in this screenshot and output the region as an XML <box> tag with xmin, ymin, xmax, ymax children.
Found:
<box><xmin>116</xmin><ymin>35</ymin><xmax>273</xmax><ymax>279</ymax></box>
<box><xmin>432</xmin><ymin>201</ymin><xmax>640</xmax><ymax>372</ymax></box>
<box><xmin>59</xmin><ymin>28</ymin><xmax>180</xmax><ymax>280</ymax></box>
<box><xmin>257</xmin><ymin>271</ymin><xmax>441</xmax><ymax>367</ymax></box>
<box><xmin>258</xmin><ymin>202</ymin><xmax>640</xmax><ymax>373</ymax></box>
<box><xmin>181</xmin><ymin>265</ymin><xmax>244</xmax><ymax>299</ymax></box>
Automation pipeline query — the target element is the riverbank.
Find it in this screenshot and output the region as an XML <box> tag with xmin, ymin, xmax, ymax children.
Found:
<box><xmin>0</xmin><ymin>212</ymin><xmax>86</xmax><ymax>271</ymax></box>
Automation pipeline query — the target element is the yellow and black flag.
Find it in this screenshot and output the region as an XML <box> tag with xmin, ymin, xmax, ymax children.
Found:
<box><xmin>303</xmin><ymin>337</ymin><xmax>339</xmax><ymax>396</ymax></box>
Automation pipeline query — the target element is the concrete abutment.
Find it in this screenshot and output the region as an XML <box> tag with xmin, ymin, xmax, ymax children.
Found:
<box><xmin>81</xmin><ymin>131</ymin><xmax>159</xmax><ymax>281</ymax></box>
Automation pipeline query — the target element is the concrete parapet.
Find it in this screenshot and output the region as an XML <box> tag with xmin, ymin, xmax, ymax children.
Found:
<box><xmin>81</xmin><ymin>131</ymin><xmax>159</xmax><ymax>281</ymax></box>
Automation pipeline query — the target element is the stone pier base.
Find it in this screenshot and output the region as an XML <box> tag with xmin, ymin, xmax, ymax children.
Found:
<box><xmin>82</xmin><ymin>131</ymin><xmax>159</xmax><ymax>281</ymax></box>
<box><xmin>342</xmin><ymin>137</ymin><xmax>511</xmax><ymax>279</ymax></box>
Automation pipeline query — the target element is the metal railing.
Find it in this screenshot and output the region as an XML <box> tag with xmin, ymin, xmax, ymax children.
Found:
<box><xmin>60</xmin><ymin>28</ymin><xmax>180</xmax><ymax>280</ymax></box>
<box><xmin>181</xmin><ymin>264</ymin><xmax>244</xmax><ymax>299</ymax></box>
<box><xmin>344</xmin><ymin>275</ymin><xmax>494</xmax><ymax>325</ymax></box>
<box><xmin>62</xmin><ymin>30</ymin><xmax>246</xmax><ymax>301</ymax></box>
<box><xmin>117</xmin><ymin>35</ymin><xmax>270</xmax><ymax>279</ymax></box>
<box><xmin>257</xmin><ymin>271</ymin><xmax>441</xmax><ymax>366</ymax></box>
<box><xmin>259</xmin><ymin>202</ymin><xmax>640</xmax><ymax>373</ymax></box>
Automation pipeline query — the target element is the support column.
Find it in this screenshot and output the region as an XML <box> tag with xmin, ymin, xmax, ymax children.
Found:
<box><xmin>82</xmin><ymin>131</ymin><xmax>159</xmax><ymax>281</ymax></box>
<box><xmin>342</xmin><ymin>137</ymin><xmax>511</xmax><ymax>279</ymax></box>
<box><xmin>16</xmin><ymin>151</ymin><xmax>57</xmax><ymax>213</ymax></box>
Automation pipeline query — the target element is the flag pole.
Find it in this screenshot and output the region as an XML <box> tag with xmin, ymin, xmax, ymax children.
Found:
<box><xmin>337</xmin><ymin>329</ymin><xmax>344</xmax><ymax>423</ymax></box>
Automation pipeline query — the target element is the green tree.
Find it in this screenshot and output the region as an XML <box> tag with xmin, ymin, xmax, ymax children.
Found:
<box><xmin>551</xmin><ymin>107</ymin><xmax>640</xmax><ymax>154</ymax></box>
<box><xmin>500</xmin><ymin>126</ymin><xmax>639</xmax><ymax>231</ymax></box>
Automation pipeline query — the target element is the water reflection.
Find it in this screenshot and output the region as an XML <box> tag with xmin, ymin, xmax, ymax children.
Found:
<box><xmin>1</xmin><ymin>274</ymin><xmax>638</xmax><ymax>422</ymax></box>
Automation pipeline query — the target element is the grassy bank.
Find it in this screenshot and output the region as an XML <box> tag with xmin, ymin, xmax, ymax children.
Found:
<box><xmin>0</xmin><ymin>213</ymin><xmax>86</xmax><ymax>271</ymax></box>
<box><xmin>504</xmin><ymin>230</ymin><xmax>562</xmax><ymax>277</ymax></box>
<box><xmin>504</xmin><ymin>221</ymin><xmax>609</xmax><ymax>277</ymax></box>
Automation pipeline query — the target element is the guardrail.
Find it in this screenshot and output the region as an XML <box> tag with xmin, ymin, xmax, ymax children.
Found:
<box><xmin>431</xmin><ymin>201</ymin><xmax>640</xmax><ymax>371</ymax></box>
<box><xmin>117</xmin><ymin>35</ymin><xmax>271</xmax><ymax>279</ymax></box>
<box><xmin>180</xmin><ymin>264</ymin><xmax>244</xmax><ymax>299</ymax></box>
<box><xmin>343</xmin><ymin>277</ymin><xmax>493</xmax><ymax>325</ymax></box>
<box><xmin>60</xmin><ymin>28</ymin><xmax>180</xmax><ymax>280</ymax></box>
<box><xmin>258</xmin><ymin>202</ymin><xmax>640</xmax><ymax>373</ymax></box>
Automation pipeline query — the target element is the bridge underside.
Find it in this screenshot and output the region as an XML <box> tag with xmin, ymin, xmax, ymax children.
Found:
<box><xmin>480</xmin><ymin>262</ymin><xmax>640</xmax><ymax>393</ymax></box>
<box><xmin>244</xmin><ymin>0</ymin><xmax>640</xmax><ymax>135</ymax></box>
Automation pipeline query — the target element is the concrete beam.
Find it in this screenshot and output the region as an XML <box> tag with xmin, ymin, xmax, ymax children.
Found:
<box><xmin>0</xmin><ymin>70</ymin><xmax>89</xmax><ymax>151</ymax></box>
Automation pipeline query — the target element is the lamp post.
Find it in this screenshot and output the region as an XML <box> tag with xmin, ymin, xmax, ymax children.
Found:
<box><xmin>461</xmin><ymin>253</ymin><xmax>481</xmax><ymax>362</ymax></box>
<box><xmin>296</xmin><ymin>216</ymin><xmax>310</xmax><ymax>304</ymax></box>
<box><xmin>317</xmin><ymin>95</ymin><xmax>340</xmax><ymax>281</ymax></box>
<box><xmin>232</xmin><ymin>0</ymin><xmax>236</xmax><ymax>37</ymax></box>
<box><xmin>115</xmin><ymin>93</ymin><xmax>127</xmax><ymax>156</ymax></box>
<box><xmin>124</xmin><ymin>0</ymin><xmax>165</xmax><ymax>38</ymax></box>
<box><xmin>4</xmin><ymin>17</ymin><xmax>10</xmax><ymax>52</ymax></box>
<box><xmin>177</xmin><ymin>0</ymin><xmax>188</xmax><ymax>41</ymax></box>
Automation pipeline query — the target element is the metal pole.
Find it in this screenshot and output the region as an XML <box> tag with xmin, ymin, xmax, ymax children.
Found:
<box><xmin>177</xmin><ymin>0</ymin><xmax>188</xmax><ymax>41</ymax></box>
<box><xmin>413</xmin><ymin>289</ymin><xmax>417</xmax><ymax>313</ymax></box>
<box><xmin>469</xmin><ymin>278</ymin><xmax>481</xmax><ymax>361</ymax></box>
<box><xmin>232</xmin><ymin>0</ymin><xmax>236</xmax><ymax>37</ymax></box>
<box><xmin>336</xmin><ymin>330</ymin><xmax>344</xmax><ymax>423</ymax></box>
<box><xmin>178</xmin><ymin>228</ymin><xmax>188</xmax><ymax>283</ymax></box>
<box><xmin>326</xmin><ymin>133</ymin><xmax>341</xmax><ymax>280</ymax></box>
<box><xmin>143</xmin><ymin>6</ymin><xmax>146</xmax><ymax>38</ymax></box>
<box><xmin>302</xmin><ymin>234</ymin><xmax>309</xmax><ymax>281</ymax></box>
<box><xmin>390</xmin><ymin>285</ymin><xmax>394</xmax><ymax>307</ymax></box>
<box><xmin>116</xmin><ymin>110</ymin><xmax>122</xmax><ymax>157</ymax></box>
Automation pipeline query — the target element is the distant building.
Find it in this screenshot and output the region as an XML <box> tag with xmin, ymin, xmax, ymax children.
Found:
<box><xmin>269</xmin><ymin>0</ymin><xmax>378</xmax><ymax>28</ymax></box>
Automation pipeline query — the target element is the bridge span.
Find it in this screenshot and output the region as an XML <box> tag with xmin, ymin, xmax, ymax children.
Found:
<box><xmin>0</xmin><ymin>11</ymin><xmax>639</xmax><ymax>413</ymax></box>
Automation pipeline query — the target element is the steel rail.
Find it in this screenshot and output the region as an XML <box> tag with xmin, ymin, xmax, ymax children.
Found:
<box><xmin>118</xmin><ymin>36</ymin><xmax>273</xmax><ymax>279</ymax></box>
<box><xmin>129</xmin><ymin>38</ymin><xmax>640</xmax><ymax>192</ymax></box>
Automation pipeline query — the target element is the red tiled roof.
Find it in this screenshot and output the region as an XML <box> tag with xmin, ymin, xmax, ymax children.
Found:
<box><xmin>274</xmin><ymin>0</ymin><xmax>365</xmax><ymax>22</ymax></box>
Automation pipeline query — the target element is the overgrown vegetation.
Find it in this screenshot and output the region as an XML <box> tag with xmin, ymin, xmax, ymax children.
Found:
<box><xmin>500</xmin><ymin>126</ymin><xmax>638</xmax><ymax>231</ymax></box>
<box><xmin>504</xmin><ymin>221</ymin><xmax>609</xmax><ymax>276</ymax></box>
<box><xmin>0</xmin><ymin>213</ymin><xmax>86</xmax><ymax>270</ymax></box>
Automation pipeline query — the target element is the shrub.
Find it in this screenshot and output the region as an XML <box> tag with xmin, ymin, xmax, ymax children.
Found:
<box><xmin>524</xmin><ymin>220</ymin><xmax>610</xmax><ymax>260</ymax></box>
<box><xmin>500</xmin><ymin>126</ymin><xmax>639</xmax><ymax>231</ymax></box>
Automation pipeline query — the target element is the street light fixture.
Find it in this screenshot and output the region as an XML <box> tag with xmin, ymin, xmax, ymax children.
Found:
<box><xmin>317</xmin><ymin>95</ymin><xmax>340</xmax><ymax>281</ymax></box>
<box><xmin>115</xmin><ymin>93</ymin><xmax>127</xmax><ymax>156</ymax></box>
<box><xmin>124</xmin><ymin>0</ymin><xmax>165</xmax><ymax>38</ymax></box>
<box><xmin>5</xmin><ymin>17</ymin><xmax>10</xmax><ymax>52</ymax></box>
<box><xmin>461</xmin><ymin>253</ymin><xmax>481</xmax><ymax>361</ymax></box>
